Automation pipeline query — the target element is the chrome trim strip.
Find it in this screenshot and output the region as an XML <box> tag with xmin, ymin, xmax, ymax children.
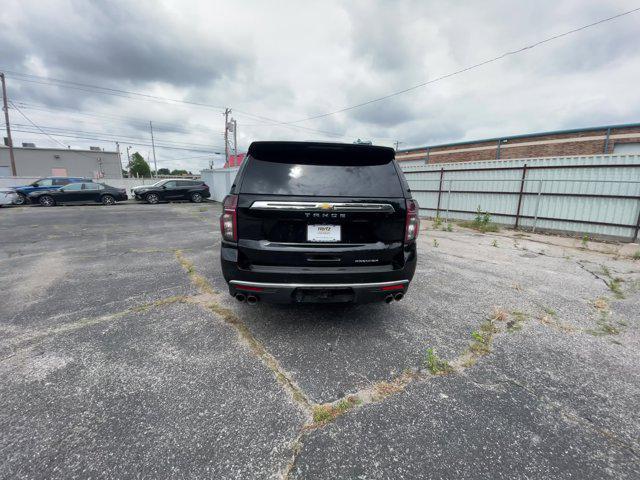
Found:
<box><xmin>249</xmin><ymin>201</ymin><xmax>395</xmax><ymax>213</ymax></box>
<box><xmin>229</xmin><ymin>279</ymin><xmax>409</xmax><ymax>289</ymax></box>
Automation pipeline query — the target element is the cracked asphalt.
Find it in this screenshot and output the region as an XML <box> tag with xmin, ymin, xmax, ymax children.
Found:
<box><xmin>1</xmin><ymin>202</ymin><xmax>639</xmax><ymax>479</ymax></box>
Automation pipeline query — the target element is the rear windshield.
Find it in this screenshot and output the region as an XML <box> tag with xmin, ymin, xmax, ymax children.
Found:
<box><xmin>240</xmin><ymin>157</ymin><xmax>403</xmax><ymax>197</ymax></box>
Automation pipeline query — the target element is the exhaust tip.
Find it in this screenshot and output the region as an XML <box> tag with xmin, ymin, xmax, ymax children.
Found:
<box><xmin>394</xmin><ymin>292</ymin><xmax>404</xmax><ymax>301</ymax></box>
<box><xmin>235</xmin><ymin>293</ymin><xmax>246</xmax><ymax>302</ymax></box>
<box><xmin>384</xmin><ymin>294</ymin><xmax>394</xmax><ymax>304</ymax></box>
<box><xmin>246</xmin><ymin>295</ymin><xmax>259</xmax><ymax>305</ymax></box>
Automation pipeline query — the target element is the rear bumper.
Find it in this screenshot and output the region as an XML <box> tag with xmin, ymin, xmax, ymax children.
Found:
<box><xmin>221</xmin><ymin>243</ymin><xmax>417</xmax><ymax>304</ymax></box>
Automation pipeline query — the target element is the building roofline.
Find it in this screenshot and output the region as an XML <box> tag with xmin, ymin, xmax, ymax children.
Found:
<box><xmin>397</xmin><ymin>122</ymin><xmax>640</xmax><ymax>154</ymax></box>
<box><xmin>0</xmin><ymin>145</ymin><xmax>117</xmax><ymax>154</ymax></box>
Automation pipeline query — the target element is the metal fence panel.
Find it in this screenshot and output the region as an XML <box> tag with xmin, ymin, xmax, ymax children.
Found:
<box><xmin>402</xmin><ymin>154</ymin><xmax>640</xmax><ymax>241</ymax></box>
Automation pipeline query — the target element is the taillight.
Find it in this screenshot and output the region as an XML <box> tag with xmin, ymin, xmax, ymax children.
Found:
<box><xmin>220</xmin><ymin>194</ymin><xmax>238</xmax><ymax>241</ymax></box>
<box><xmin>405</xmin><ymin>199</ymin><xmax>420</xmax><ymax>243</ymax></box>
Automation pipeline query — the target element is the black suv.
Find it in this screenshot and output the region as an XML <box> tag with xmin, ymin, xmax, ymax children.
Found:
<box><xmin>220</xmin><ymin>141</ymin><xmax>419</xmax><ymax>304</ymax></box>
<box><xmin>132</xmin><ymin>179</ymin><xmax>210</xmax><ymax>204</ymax></box>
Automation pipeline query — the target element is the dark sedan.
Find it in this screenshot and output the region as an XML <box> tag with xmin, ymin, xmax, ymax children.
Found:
<box><xmin>28</xmin><ymin>182</ymin><xmax>128</xmax><ymax>206</ymax></box>
<box><xmin>132</xmin><ymin>179</ymin><xmax>210</xmax><ymax>204</ymax></box>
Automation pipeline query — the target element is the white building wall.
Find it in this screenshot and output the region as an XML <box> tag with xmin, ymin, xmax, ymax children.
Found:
<box><xmin>0</xmin><ymin>146</ymin><xmax>122</xmax><ymax>178</ymax></box>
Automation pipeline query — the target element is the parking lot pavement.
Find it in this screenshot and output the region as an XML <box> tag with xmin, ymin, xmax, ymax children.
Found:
<box><xmin>1</xmin><ymin>203</ymin><xmax>639</xmax><ymax>479</ymax></box>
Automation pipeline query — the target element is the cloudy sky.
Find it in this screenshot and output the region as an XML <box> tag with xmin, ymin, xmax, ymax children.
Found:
<box><xmin>1</xmin><ymin>0</ymin><xmax>639</xmax><ymax>171</ymax></box>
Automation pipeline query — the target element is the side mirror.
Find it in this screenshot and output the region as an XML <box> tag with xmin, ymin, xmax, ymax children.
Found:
<box><xmin>59</xmin><ymin>188</ymin><xmax>65</xmax><ymax>192</ymax></box>
<box><xmin>162</xmin><ymin>185</ymin><xmax>167</xmax><ymax>189</ymax></box>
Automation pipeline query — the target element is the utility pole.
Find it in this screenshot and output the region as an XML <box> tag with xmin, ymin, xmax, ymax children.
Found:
<box><xmin>126</xmin><ymin>145</ymin><xmax>132</xmax><ymax>177</ymax></box>
<box><xmin>232</xmin><ymin>118</ymin><xmax>238</xmax><ymax>164</ymax></box>
<box><xmin>223</xmin><ymin>107</ymin><xmax>231</xmax><ymax>167</ymax></box>
<box><xmin>149</xmin><ymin>121</ymin><xmax>158</xmax><ymax>178</ymax></box>
<box><xmin>394</xmin><ymin>140</ymin><xmax>403</xmax><ymax>151</ymax></box>
<box><xmin>0</xmin><ymin>73</ymin><xmax>17</xmax><ymax>176</ymax></box>
<box><xmin>115</xmin><ymin>142</ymin><xmax>123</xmax><ymax>178</ymax></box>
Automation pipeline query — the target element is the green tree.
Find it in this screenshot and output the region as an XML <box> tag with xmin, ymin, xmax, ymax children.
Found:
<box><xmin>157</xmin><ymin>168</ymin><xmax>170</xmax><ymax>175</ymax></box>
<box><xmin>129</xmin><ymin>152</ymin><xmax>151</xmax><ymax>177</ymax></box>
<box><xmin>170</xmin><ymin>169</ymin><xmax>189</xmax><ymax>176</ymax></box>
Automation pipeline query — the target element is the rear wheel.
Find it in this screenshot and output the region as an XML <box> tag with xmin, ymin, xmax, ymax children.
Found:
<box><xmin>14</xmin><ymin>193</ymin><xmax>27</xmax><ymax>206</ymax></box>
<box><xmin>39</xmin><ymin>195</ymin><xmax>55</xmax><ymax>207</ymax></box>
<box><xmin>145</xmin><ymin>193</ymin><xmax>159</xmax><ymax>204</ymax></box>
<box><xmin>191</xmin><ymin>192</ymin><xmax>203</xmax><ymax>203</ymax></box>
<box><xmin>102</xmin><ymin>194</ymin><xmax>116</xmax><ymax>205</ymax></box>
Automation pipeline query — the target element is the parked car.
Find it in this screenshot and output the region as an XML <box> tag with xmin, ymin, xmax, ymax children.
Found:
<box><xmin>11</xmin><ymin>177</ymin><xmax>91</xmax><ymax>205</ymax></box>
<box><xmin>28</xmin><ymin>182</ymin><xmax>128</xmax><ymax>206</ymax></box>
<box><xmin>132</xmin><ymin>179</ymin><xmax>210</xmax><ymax>204</ymax></box>
<box><xmin>220</xmin><ymin>141</ymin><xmax>419</xmax><ymax>304</ymax></box>
<box><xmin>0</xmin><ymin>188</ymin><xmax>18</xmax><ymax>207</ymax></box>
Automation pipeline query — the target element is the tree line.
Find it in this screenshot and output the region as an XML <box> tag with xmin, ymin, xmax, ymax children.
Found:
<box><xmin>124</xmin><ymin>152</ymin><xmax>192</xmax><ymax>177</ymax></box>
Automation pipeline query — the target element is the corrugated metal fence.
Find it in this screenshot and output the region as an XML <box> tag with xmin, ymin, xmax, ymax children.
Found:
<box><xmin>401</xmin><ymin>155</ymin><xmax>640</xmax><ymax>242</ymax></box>
<box><xmin>200</xmin><ymin>167</ymin><xmax>239</xmax><ymax>202</ymax></box>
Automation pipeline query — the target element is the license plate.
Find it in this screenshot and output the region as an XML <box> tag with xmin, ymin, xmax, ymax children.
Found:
<box><xmin>307</xmin><ymin>224</ymin><xmax>341</xmax><ymax>242</ymax></box>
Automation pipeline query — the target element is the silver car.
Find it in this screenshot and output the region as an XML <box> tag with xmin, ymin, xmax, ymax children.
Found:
<box><xmin>0</xmin><ymin>188</ymin><xmax>18</xmax><ymax>207</ymax></box>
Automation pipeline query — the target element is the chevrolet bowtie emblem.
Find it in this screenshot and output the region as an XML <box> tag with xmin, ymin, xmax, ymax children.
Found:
<box><xmin>319</xmin><ymin>203</ymin><xmax>333</xmax><ymax>210</ymax></box>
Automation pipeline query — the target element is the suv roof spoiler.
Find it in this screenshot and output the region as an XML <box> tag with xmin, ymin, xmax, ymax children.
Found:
<box><xmin>247</xmin><ymin>141</ymin><xmax>395</xmax><ymax>165</ymax></box>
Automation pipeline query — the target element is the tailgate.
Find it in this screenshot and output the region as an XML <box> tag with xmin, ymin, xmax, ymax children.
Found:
<box><xmin>236</xmin><ymin>195</ymin><xmax>406</xmax><ymax>268</ymax></box>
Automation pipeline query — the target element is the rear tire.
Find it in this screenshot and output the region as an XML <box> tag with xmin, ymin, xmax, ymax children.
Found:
<box><xmin>15</xmin><ymin>193</ymin><xmax>27</xmax><ymax>206</ymax></box>
<box><xmin>39</xmin><ymin>195</ymin><xmax>55</xmax><ymax>207</ymax></box>
<box><xmin>145</xmin><ymin>193</ymin><xmax>159</xmax><ymax>204</ymax></box>
<box><xmin>102</xmin><ymin>194</ymin><xmax>116</xmax><ymax>205</ymax></box>
<box><xmin>191</xmin><ymin>192</ymin><xmax>203</xmax><ymax>203</ymax></box>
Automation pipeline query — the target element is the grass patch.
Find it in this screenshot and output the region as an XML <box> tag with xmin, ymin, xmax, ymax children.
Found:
<box><xmin>433</xmin><ymin>215</ymin><xmax>443</xmax><ymax>229</ymax></box>
<box><xmin>491</xmin><ymin>239</ymin><xmax>499</xmax><ymax>248</ymax></box>
<box><xmin>633</xmin><ymin>250</ymin><xmax>640</xmax><ymax>260</ymax></box>
<box><xmin>424</xmin><ymin>348</ymin><xmax>453</xmax><ymax>375</ymax></box>
<box><xmin>543</xmin><ymin>307</ymin><xmax>557</xmax><ymax>317</ymax></box>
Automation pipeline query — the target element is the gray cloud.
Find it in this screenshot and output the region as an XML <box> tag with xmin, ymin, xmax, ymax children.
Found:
<box><xmin>1</xmin><ymin>0</ymin><xmax>639</xmax><ymax>172</ymax></box>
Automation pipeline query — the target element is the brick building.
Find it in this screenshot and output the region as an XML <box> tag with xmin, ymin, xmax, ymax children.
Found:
<box><xmin>396</xmin><ymin>123</ymin><xmax>640</xmax><ymax>165</ymax></box>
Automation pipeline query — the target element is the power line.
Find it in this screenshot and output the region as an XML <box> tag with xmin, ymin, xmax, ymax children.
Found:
<box><xmin>13</xmin><ymin>100</ymin><xmax>225</xmax><ymax>136</ymax></box>
<box><xmin>11</xmin><ymin>128</ymin><xmax>222</xmax><ymax>153</ymax></box>
<box><xmin>2</xmin><ymin>71</ymin><xmax>227</xmax><ymax>110</ymax></box>
<box><xmin>10</xmin><ymin>101</ymin><xmax>103</xmax><ymax>161</ymax></box>
<box><xmin>2</xmin><ymin>71</ymin><xmax>355</xmax><ymax>139</ymax></box>
<box><xmin>11</xmin><ymin>123</ymin><xmax>225</xmax><ymax>149</ymax></box>
<box><xmin>281</xmin><ymin>7</ymin><xmax>640</xmax><ymax>124</ymax></box>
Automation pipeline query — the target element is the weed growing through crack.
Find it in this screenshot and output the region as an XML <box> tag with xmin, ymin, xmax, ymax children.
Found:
<box><xmin>424</xmin><ymin>348</ymin><xmax>453</xmax><ymax>375</ymax></box>
<box><xmin>607</xmin><ymin>278</ymin><xmax>624</xmax><ymax>299</ymax></box>
<box><xmin>581</xmin><ymin>234</ymin><xmax>590</xmax><ymax>249</ymax></box>
<box><xmin>491</xmin><ymin>239</ymin><xmax>499</xmax><ymax>248</ymax></box>
<box><xmin>458</xmin><ymin>206</ymin><xmax>500</xmax><ymax>233</ymax></box>
<box><xmin>593</xmin><ymin>297</ymin><xmax>609</xmax><ymax>311</ymax></box>
<box><xmin>446</xmin><ymin>223</ymin><xmax>453</xmax><ymax>232</ymax></box>
<box><xmin>433</xmin><ymin>239</ymin><xmax>439</xmax><ymax>248</ymax></box>
<box><xmin>433</xmin><ymin>215</ymin><xmax>443</xmax><ymax>229</ymax></box>
<box><xmin>587</xmin><ymin>311</ymin><xmax>621</xmax><ymax>336</ymax></box>
<box><xmin>543</xmin><ymin>307</ymin><xmax>557</xmax><ymax>317</ymax></box>
<box><xmin>491</xmin><ymin>306</ymin><xmax>509</xmax><ymax>322</ymax></box>
<box><xmin>507</xmin><ymin>310</ymin><xmax>527</xmax><ymax>332</ymax></box>
<box><xmin>312</xmin><ymin>396</ymin><xmax>362</xmax><ymax>425</ymax></box>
